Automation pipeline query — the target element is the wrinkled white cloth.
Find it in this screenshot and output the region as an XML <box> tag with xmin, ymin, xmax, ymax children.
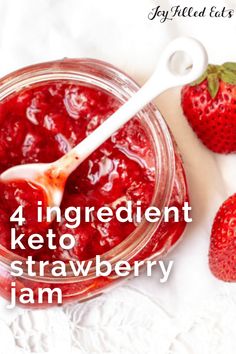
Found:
<box><xmin>0</xmin><ymin>0</ymin><xmax>236</xmax><ymax>353</ymax></box>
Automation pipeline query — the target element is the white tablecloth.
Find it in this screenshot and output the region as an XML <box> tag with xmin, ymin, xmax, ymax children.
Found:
<box><xmin>0</xmin><ymin>0</ymin><xmax>236</xmax><ymax>353</ymax></box>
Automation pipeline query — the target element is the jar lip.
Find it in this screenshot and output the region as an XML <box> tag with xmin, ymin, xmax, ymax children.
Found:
<box><xmin>0</xmin><ymin>58</ymin><xmax>176</xmax><ymax>282</ymax></box>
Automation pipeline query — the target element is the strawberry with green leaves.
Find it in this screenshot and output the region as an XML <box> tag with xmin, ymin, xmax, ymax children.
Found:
<box><xmin>209</xmin><ymin>194</ymin><xmax>236</xmax><ymax>282</ymax></box>
<box><xmin>181</xmin><ymin>63</ymin><xmax>236</xmax><ymax>154</ymax></box>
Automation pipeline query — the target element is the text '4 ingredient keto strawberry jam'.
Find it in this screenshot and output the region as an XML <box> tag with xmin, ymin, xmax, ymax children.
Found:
<box><xmin>0</xmin><ymin>59</ymin><xmax>188</xmax><ymax>308</ymax></box>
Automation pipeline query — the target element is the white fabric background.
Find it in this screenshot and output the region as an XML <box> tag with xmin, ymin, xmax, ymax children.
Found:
<box><xmin>0</xmin><ymin>0</ymin><xmax>236</xmax><ymax>353</ymax></box>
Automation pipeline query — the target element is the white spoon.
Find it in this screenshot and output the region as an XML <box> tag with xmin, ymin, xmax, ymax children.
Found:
<box><xmin>0</xmin><ymin>37</ymin><xmax>208</xmax><ymax>207</ymax></box>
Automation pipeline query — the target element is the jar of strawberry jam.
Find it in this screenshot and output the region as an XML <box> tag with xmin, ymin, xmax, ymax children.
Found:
<box><xmin>0</xmin><ymin>59</ymin><xmax>188</xmax><ymax>308</ymax></box>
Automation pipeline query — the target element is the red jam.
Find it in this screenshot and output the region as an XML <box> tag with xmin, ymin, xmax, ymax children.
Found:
<box><xmin>0</xmin><ymin>80</ymin><xmax>187</xmax><ymax>307</ymax></box>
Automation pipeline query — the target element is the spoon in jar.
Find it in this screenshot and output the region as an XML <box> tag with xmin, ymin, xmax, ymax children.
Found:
<box><xmin>0</xmin><ymin>37</ymin><xmax>208</xmax><ymax>207</ymax></box>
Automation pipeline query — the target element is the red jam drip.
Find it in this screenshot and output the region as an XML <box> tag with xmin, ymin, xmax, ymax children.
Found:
<box><xmin>0</xmin><ymin>82</ymin><xmax>156</xmax><ymax>261</ymax></box>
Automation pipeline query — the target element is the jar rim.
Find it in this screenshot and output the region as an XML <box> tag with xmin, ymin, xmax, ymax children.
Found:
<box><xmin>0</xmin><ymin>58</ymin><xmax>176</xmax><ymax>282</ymax></box>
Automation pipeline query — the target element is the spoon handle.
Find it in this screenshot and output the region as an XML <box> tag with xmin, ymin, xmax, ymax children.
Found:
<box><xmin>55</xmin><ymin>37</ymin><xmax>208</xmax><ymax>175</ymax></box>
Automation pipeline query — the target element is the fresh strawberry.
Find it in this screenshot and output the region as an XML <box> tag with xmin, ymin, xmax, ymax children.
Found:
<box><xmin>181</xmin><ymin>63</ymin><xmax>236</xmax><ymax>154</ymax></box>
<box><xmin>209</xmin><ymin>194</ymin><xmax>236</xmax><ymax>282</ymax></box>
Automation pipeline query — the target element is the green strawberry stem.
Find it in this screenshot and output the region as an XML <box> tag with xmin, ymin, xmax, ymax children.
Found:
<box><xmin>191</xmin><ymin>62</ymin><xmax>236</xmax><ymax>98</ymax></box>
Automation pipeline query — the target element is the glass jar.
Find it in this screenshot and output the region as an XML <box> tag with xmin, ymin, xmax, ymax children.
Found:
<box><xmin>0</xmin><ymin>59</ymin><xmax>188</xmax><ymax>308</ymax></box>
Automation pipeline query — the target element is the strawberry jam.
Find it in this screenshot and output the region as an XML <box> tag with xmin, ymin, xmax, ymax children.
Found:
<box><xmin>0</xmin><ymin>82</ymin><xmax>157</xmax><ymax>260</ymax></box>
<box><xmin>0</xmin><ymin>61</ymin><xmax>188</xmax><ymax>307</ymax></box>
